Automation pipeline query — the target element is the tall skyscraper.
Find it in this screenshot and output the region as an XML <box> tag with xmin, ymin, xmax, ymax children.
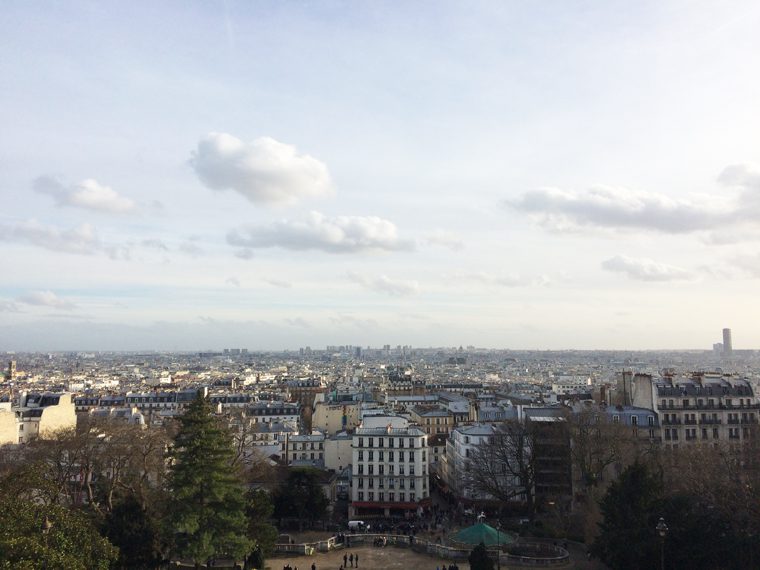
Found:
<box><xmin>723</xmin><ymin>328</ymin><xmax>733</xmax><ymax>356</ymax></box>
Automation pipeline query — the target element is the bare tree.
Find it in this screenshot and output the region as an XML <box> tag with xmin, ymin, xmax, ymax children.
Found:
<box><xmin>466</xmin><ymin>420</ymin><xmax>538</xmax><ymax>515</ymax></box>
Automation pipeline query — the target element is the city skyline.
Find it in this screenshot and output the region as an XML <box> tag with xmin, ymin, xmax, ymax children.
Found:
<box><xmin>2</xmin><ymin>2</ymin><xmax>760</xmax><ymax>351</ymax></box>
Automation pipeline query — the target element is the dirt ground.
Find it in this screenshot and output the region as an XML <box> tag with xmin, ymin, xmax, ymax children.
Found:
<box><xmin>270</xmin><ymin>545</ymin><xmax>470</xmax><ymax>570</ymax></box>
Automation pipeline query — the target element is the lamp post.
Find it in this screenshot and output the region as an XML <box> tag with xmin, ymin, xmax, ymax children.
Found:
<box><xmin>496</xmin><ymin>521</ymin><xmax>501</xmax><ymax>570</ymax></box>
<box><xmin>656</xmin><ymin>517</ymin><xmax>668</xmax><ymax>570</ymax></box>
<box><xmin>41</xmin><ymin>515</ymin><xmax>53</xmax><ymax>570</ymax></box>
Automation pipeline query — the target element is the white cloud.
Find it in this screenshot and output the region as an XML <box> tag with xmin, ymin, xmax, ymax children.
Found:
<box><xmin>348</xmin><ymin>272</ymin><xmax>420</xmax><ymax>296</ymax></box>
<box><xmin>34</xmin><ymin>176</ymin><xmax>136</xmax><ymax>214</ymax></box>
<box><xmin>0</xmin><ymin>220</ymin><xmax>100</xmax><ymax>254</ymax></box>
<box><xmin>447</xmin><ymin>271</ymin><xmax>550</xmax><ymax>288</ymax></box>
<box><xmin>234</xmin><ymin>248</ymin><xmax>254</xmax><ymax>260</ymax></box>
<box><xmin>424</xmin><ymin>230</ymin><xmax>464</xmax><ymax>251</ymax></box>
<box><xmin>226</xmin><ymin>276</ymin><xmax>241</xmax><ymax>287</ymax></box>
<box><xmin>227</xmin><ymin>211</ymin><xmax>414</xmax><ymax>254</ymax></box>
<box><xmin>17</xmin><ymin>290</ymin><xmax>76</xmax><ymax>310</ymax></box>
<box><xmin>509</xmin><ymin>164</ymin><xmax>760</xmax><ymax>235</ymax></box>
<box><xmin>731</xmin><ymin>254</ymin><xmax>760</xmax><ymax>278</ymax></box>
<box><xmin>0</xmin><ymin>301</ymin><xmax>20</xmax><ymax>313</ymax></box>
<box><xmin>190</xmin><ymin>132</ymin><xmax>334</xmax><ymax>206</ymax></box>
<box><xmin>262</xmin><ymin>277</ymin><xmax>292</xmax><ymax>289</ymax></box>
<box><xmin>141</xmin><ymin>239</ymin><xmax>169</xmax><ymax>251</ymax></box>
<box><xmin>601</xmin><ymin>255</ymin><xmax>694</xmax><ymax>282</ymax></box>
<box><xmin>178</xmin><ymin>242</ymin><xmax>204</xmax><ymax>257</ymax></box>
<box><xmin>509</xmin><ymin>185</ymin><xmax>732</xmax><ymax>234</ymax></box>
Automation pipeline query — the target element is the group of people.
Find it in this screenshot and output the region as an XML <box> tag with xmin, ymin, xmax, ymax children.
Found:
<box><xmin>435</xmin><ymin>564</ymin><xmax>460</xmax><ymax>570</ymax></box>
<box><xmin>341</xmin><ymin>552</ymin><xmax>359</xmax><ymax>568</ymax></box>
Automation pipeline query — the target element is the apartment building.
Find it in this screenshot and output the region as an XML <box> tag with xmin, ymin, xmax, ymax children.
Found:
<box><xmin>0</xmin><ymin>392</ymin><xmax>77</xmax><ymax>445</ymax></box>
<box><xmin>626</xmin><ymin>372</ymin><xmax>759</xmax><ymax>447</ymax></box>
<box><xmin>350</xmin><ymin>416</ymin><xmax>430</xmax><ymax>518</ymax></box>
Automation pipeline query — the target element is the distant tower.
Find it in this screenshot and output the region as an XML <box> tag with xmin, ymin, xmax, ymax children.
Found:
<box><xmin>723</xmin><ymin>328</ymin><xmax>733</xmax><ymax>357</ymax></box>
<box><xmin>5</xmin><ymin>360</ymin><xmax>15</xmax><ymax>381</ymax></box>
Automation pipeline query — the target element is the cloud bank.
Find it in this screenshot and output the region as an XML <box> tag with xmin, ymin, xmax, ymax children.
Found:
<box><xmin>227</xmin><ymin>211</ymin><xmax>414</xmax><ymax>253</ymax></box>
<box><xmin>34</xmin><ymin>176</ymin><xmax>136</xmax><ymax>214</ymax></box>
<box><xmin>191</xmin><ymin>132</ymin><xmax>334</xmax><ymax>206</ymax></box>
<box><xmin>17</xmin><ymin>290</ymin><xmax>76</xmax><ymax>310</ymax></box>
<box><xmin>509</xmin><ymin>164</ymin><xmax>760</xmax><ymax>235</ymax></box>
<box><xmin>0</xmin><ymin>220</ymin><xmax>100</xmax><ymax>254</ymax></box>
<box><xmin>601</xmin><ymin>255</ymin><xmax>694</xmax><ymax>282</ymax></box>
<box><xmin>348</xmin><ymin>272</ymin><xmax>420</xmax><ymax>296</ymax></box>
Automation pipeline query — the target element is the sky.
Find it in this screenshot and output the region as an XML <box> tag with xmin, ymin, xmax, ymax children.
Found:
<box><xmin>2</xmin><ymin>0</ymin><xmax>760</xmax><ymax>351</ymax></box>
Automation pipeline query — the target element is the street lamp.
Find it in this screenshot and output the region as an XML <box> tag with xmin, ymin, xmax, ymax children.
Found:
<box><xmin>656</xmin><ymin>517</ymin><xmax>668</xmax><ymax>570</ymax></box>
<box><xmin>496</xmin><ymin>521</ymin><xmax>501</xmax><ymax>570</ymax></box>
<box><xmin>41</xmin><ymin>516</ymin><xmax>53</xmax><ymax>570</ymax></box>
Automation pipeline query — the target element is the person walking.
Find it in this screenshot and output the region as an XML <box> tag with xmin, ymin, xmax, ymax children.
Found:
<box><xmin>355</xmin><ymin>553</ymin><xmax>359</xmax><ymax>568</ymax></box>
<box><xmin>349</xmin><ymin>553</ymin><xmax>354</xmax><ymax>567</ymax></box>
<box><xmin>343</xmin><ymin>554</ymin><xmax>348</xmax><ymax>568</ymax></box>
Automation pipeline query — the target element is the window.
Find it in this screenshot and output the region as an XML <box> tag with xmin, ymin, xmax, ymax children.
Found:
<box><xmin>369</xmin><ymin>464</ymin><xmax>374</xmax><ymax>474</ymax></box>
<box><xmin>379</xmin><ymin>465</ymin><xmax>385</xmax><ymax>474</ymax></box>
<box><xmin>410</xmin><ymin>479</ymin><xmax>415</xmax><ymax>489</ymax></box>
<box><xmin>389</xmin><ymin>492</ymin><xmax>395</xmax><ymax>502</ymax></box>
<box><xmin>358</xmin><ymin>492</ymin><xmax>364</xmax><ymax>501</ymax></box>
<box><xmin>379</xmin><ymin>492</ymin><xmax>384</xmax><ymax>501</ymax></box>
<box><xmin>648</xmin><ymin>416</ymin><xmax>655</xmax><ymax>426</ymax></box>
<box><xmin>368</xmin><ymin>438</ymin><xmax>374</xmax><ymax>448</ymax></box>
<box><xmin>631</xmin><ymin>416</ymin><xmax>638</xmax><ymax>426</ymax></box>
<box><xmin>410</xmin><ymin>465</ymin><xmax>415</xmax><ymax>475</ymax></box>
<box><xmin>358</xmin><ymin>451</ymin><xmax>364</xmax><ymax>461</ymax></box>
<box><xmin>399</xmin><ymin>465</ymin><xmax>404</xmax><ymax>475</ymax></box>
<box><xmin>358</xmin><ymin>464</ymin><xmax>364</xmax><ymax>474</ymax></box>
<box><xmin>368</xmin><ymin>492</ymin><xmax>374</xmax><ymax>501</ymax></box>
<box><xmin>368</xmin><ymin>478</ymin><xmax>374</xmax><ymax>488</ymax></box>
<box><xmin>358</xmin><ymin>478</ymin><xmax>364</xmax><ymax>489</ymax></box>
<box><xmin>400</xmin><ymin>492</ymin><xmax>405</xmax><ymax>502</ymax></box>
<box><xmin>379</xmin><ymin>437</ymin><xmax>384</xmax><ymax>448</ymax></box>
<box><xmin>410</xmin><ymin>492</ymin><xmax>416</xmax><ymax>501</ymax></box>
<box><xmin>409</xmin><ymin>451</ymin><xmax>415</xmax><ymax>462</ymax></box>
<box><xmin>368</xmin><ymin>451</ymin><xmax>374</xmax><ymax>461</ymax></box>
<box><xmin>713</xmin><ymin>428</ymin><xmax>719</xmax><ymax>439</ymax></box>
<box><xmin>389</xmin><ymin>451</ymin><xmax>394</xmax><ymax>462</ymax></box>
<box><xmin>612</xmin><ymin>415</ymin><xmax>620</xmax><ymax>423</ymax></box>
<box><xmin>379</xmin><ymin>451</ymin><xmax>384</xmax><ymax>461</ymax></box>
<box><xmin>389</xmin><ymin>438</ymin><xmax>394</xmax><ymax>448</ymax></box>
<box><xmin>359</xmin><ymin>437</ymin><xmax>364</xmax><ymax>448</ymax></box>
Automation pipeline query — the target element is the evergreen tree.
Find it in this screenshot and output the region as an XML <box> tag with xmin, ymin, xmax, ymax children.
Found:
<box><xmin>590</xmin><ymin>462</ymin><xmax>662</xmax><ymax>570</ymax></box>
<box><xmin>468</xmin><ymin>542</ymin><xmax>495</xmax><ymax>570</ymax></box>
<box><xmin>105</xmin><ymin>495</ymin><xmax>162</xmax><ymax>569</ymax></box>
<box><xmin>168</xmin><ymin>393</ymin><xmax>252</xmax><ymax>566</ymax></box>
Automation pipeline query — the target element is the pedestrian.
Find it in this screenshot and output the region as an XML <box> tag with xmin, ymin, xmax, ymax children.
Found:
<box><xmin>355</xmin><ymin>553</ymin><xmax>359</xmax><ymax>568</ymax></box>
<box><xmin>343</xmin><ymin>554</ymin><xmax>348</xmax><ymax>568</ymax></box>
<box><xmin>312</xmin><ymin>564</ymin><xmax>316</xmax><ymax>570</ymax></box>
<box><xmin>349</xmin><ymin>553</ymin><xmax>354</xmax><ymax>567</ymax></box>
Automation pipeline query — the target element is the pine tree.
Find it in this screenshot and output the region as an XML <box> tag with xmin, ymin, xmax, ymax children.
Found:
<box><xmin>168</xmin><ymin>392</ymin><xmax>252</xmax><ymax>566</ymax></box>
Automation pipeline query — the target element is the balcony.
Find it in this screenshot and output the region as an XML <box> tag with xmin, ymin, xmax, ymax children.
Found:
<box><xmin>700</xmin><ymin>419</ymin><xmax>722</xmax><ymax>425</ymax></box>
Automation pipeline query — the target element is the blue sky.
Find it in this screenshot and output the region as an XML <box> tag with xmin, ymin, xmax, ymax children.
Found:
<box><xmin>2</xmin><ymin>1</ymin><xmax>760</xmax><ymax>350</ymax></box>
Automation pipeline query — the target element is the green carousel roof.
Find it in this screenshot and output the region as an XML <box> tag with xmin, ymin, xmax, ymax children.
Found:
<box><xmin>450</xmin><ymin>522</ymin><xmax>517</xmax><ymax>547</ymax></box>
